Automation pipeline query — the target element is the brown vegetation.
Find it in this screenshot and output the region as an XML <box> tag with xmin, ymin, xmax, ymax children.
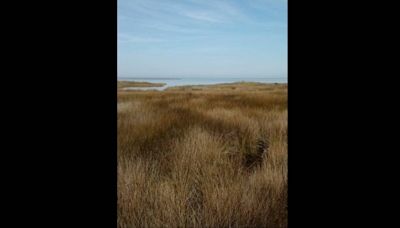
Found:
<box><xmin>118</xmin><ymin>82</ymin><xmax>287</xmax><ymax>228</ymax></box>
<box><xmin>118</xmin><ymin>80</ymin><xmax>166</xmax><ymax>89</ymax></box>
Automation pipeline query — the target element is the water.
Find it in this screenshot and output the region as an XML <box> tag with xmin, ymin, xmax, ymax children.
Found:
<box><xmin>118</xmin><ymin>77</ymin><xmax>287</xmax><ymax>90</ymax></box>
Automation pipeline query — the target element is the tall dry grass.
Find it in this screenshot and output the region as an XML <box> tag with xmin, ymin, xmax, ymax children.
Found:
<box><xmin>118</xmin><ymin>83</ymin><xmax>287</xmax><ymax>228</ymax></box>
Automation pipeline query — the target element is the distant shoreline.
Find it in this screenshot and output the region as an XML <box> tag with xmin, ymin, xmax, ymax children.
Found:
<box><xmin>118</xmin><ymin>81</ymin><xmax>287</xmax><ymax>92</ymax></box>
<box><xmin>117</xmin><ymin>77</ymin><xmax>287</xmax><ymax>92</ymax></box>
<box><xmin>118</xmin><ymin>77</ymin><xmax>286</xmax><ymax>80</ymax></box>
<box><xmin>118</xmin><ymin>77</ymin><xmax>181</xmax><ymax>80</ymax></box>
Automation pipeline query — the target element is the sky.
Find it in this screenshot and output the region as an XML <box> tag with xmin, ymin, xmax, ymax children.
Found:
<box><xmin>118</xmin><ymin>0</ymin><xmax>287</xmax><ymax>78</ymax></box>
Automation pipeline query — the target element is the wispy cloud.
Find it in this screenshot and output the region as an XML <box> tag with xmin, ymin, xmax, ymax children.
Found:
<box><xmin>118</xmin><ymin>0</ymin><xmax>287</xmax><ymax>77</ymax></box>
<box><xmin>118</xmin><ymin>34</ymin><xmax>164</xmax><ymax>43</ymax></box>
<box><xmin>181</xmin><ymin>11</ymin><xmax>223</xmax><ymax>23</ymax></box>
<box><xmin>142</xmin><ymin>23</ymin><xmax>203</xmax><ymax>34</ymax></box>
<box><xmin>120</xmin><ymin>0</ymin><xmax>244</xmax><ymax>24</ymax></box>
<box><xmin>188</xmin><ymin>0</ymin><xmax>242</xmax><ymax>17</ymax></box>
<box><xmin>247</xmin><ymin>0</ymin><xmax>287</xmax><ymax>12</ymax></box>
<box><xmin>181</xmin><ymin>0</ymin><xmax>246</xmax><ymax>23</ymax></box>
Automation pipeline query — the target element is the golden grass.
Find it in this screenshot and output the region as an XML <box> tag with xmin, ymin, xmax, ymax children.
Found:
<box><xmin>118</xmin><ymin>82</ymin><xmax>287</xmax><ymax>228</ymax></box>
<box><xmin>118</xmin><ymin>80</ymin><xmax>166</xmax><ymax>89</ymax></box>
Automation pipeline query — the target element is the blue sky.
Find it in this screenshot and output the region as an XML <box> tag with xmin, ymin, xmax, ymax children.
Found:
<box><xmin>118</xmin><ymin>0</ymin><xmax>287</xmax><ymax>78</ymax></box>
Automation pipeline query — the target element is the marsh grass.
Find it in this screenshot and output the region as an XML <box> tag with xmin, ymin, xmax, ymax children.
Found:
<box><xmin>118</xmin><ymin>80</ymin><xmax>166</xmax><ymax>89</ymax></box>
<box><xmin>118</xmin><ymin>83</ymin><xmax>287</xmax><ymax>228</ymax></box>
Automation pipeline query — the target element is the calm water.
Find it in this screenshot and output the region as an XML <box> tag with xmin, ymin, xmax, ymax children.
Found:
<box><xmin>119</xmin><ymin>77</ymin><xmax>287</xmax><ymax>90</ymax></box>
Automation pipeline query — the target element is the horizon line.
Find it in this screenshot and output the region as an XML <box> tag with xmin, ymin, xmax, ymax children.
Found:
<box><xmin>117</xmin><ymin>75</ymin><xmax>287</xmax><ymax>78</ymax></box>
